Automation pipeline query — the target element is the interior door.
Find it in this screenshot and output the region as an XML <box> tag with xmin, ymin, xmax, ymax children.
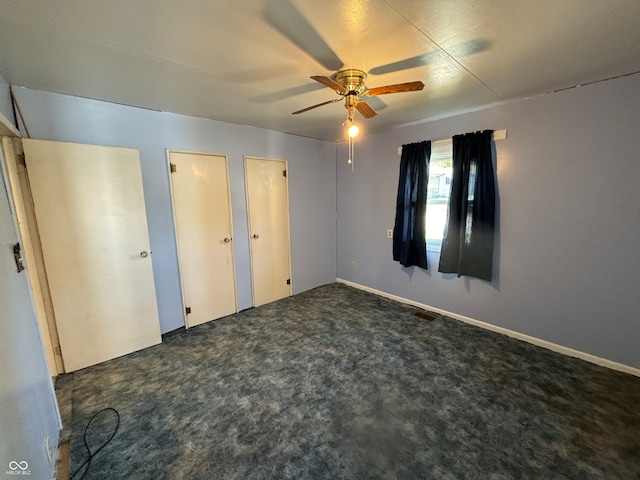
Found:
<box><xmin>245</xmin><ymin>157</ymin><xmax>292</xmax><ymax>307</ymax></box>
<box><xmin>168</xmin><ymin>151</ymin><xmax>237</xmax><ymax>328</ymax></box>
<box><xmin>23</xmin><ymin>139</ymin><xmax>161</xmax><ymax>372</ymax></box>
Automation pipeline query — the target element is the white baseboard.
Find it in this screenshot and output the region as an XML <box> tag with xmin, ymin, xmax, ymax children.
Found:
<box><xmin>336</xmin><ymin>278</ymin><xmax>640</xmax><ymax>378</ymax></box>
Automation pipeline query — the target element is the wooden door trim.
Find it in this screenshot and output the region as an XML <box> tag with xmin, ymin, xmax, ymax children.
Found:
<box><xmin>1</xmin><ymin>137</ymin><xmax>64</xmax><ymax>375</ymax></box>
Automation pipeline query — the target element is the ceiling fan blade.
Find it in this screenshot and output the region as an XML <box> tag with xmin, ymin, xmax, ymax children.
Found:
<box><xmin>355</xmin><ymin>100</ymin><xmax>377</xmax><ymax>118</ymax></box>
<box><xmin>264</xmin><ymin>0</ymin><xmax>343</xmax><ymax>71</ymax></box>
<box><xmin>292</xmin><ymin>98</ymin><xmax>341</xmax><ymax>115</ymax></box>
<box><xmin>311</xmin><ymin>75</ymin><xmax>349</xmax><ymax>94</ymax></box>
<box><xmin>369</xmin><ymin>39</ymin><xmax>491</xmax><ymax>76</ymax></box>
<box><xmin>365</xmin><ymin>81</ymin><xmax>425</xmax><ymax>96</ymax></box>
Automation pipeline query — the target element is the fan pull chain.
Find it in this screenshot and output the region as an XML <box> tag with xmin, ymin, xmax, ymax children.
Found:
<box><xmin>346</xmin><ymin>115</ymin><xmax>358</xmax><ymax>171</ymax></box>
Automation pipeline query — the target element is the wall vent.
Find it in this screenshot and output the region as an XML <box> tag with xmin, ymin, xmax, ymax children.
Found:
<box><xmin>414</xmin><ymin>311</ymin><xmax>436</xmax><ymax>321</ymax></box>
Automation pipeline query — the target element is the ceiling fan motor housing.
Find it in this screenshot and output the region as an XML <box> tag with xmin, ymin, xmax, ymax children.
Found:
<box><xmin>333</xmin><ymin>69</ymin><xmax>367</xmax><ymax>95</ymax></box>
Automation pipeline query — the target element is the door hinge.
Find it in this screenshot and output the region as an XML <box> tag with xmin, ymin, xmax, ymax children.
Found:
<box><xmin>185</xmin><ymin>306</ymin><xmax>191</xmax><ymax>315</ymax></box>
<box><xmin>170</xmin><ymin>163</ymin><xmax>177</xmax><ymax>173</ymax></box>
<box><xmin>54</xmin><ymin>346</ymin><xmax>62</xmax><ymax>356</ymax></box>
<box><xmin>13</xmin><ymin>243</ymin><xmax>24</xmax><ymax>273</ymax></box>
<box><xmin>17</xmin><ymin>153</ymin><xmax>26</xmax><ymax>166</ymax></box>
<box><xmin>286</xmin><ymin>278</ymin><xmax>291</xmax><ymax>285</ymax></box>
<box><xmin>282</xmin><ymin>169</ymin><xmax>287</xmax><ymax>177</ymax></box>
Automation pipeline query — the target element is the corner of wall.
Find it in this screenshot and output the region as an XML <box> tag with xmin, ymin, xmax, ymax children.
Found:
<box><xmin>0</xmin><ymin>73</ymin><xmax>16</xmax><ymax>128</ymax></box>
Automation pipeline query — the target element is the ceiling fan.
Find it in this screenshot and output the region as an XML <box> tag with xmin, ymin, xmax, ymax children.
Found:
<box><xmin>292</xmin><ymin>69</ymin><xmax>425</xmax><ymax>120</ymax></box>
<box><xmin>263</xmin><ymin>0</ymin><xmax>487</xmax><ymax>126</ymax></box>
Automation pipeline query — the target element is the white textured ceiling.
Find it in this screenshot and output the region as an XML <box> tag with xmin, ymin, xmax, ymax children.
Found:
<box><xmin>1</xmin><ymin>0</ymin><xmax>639</xmax><ymax>141</ymax></box>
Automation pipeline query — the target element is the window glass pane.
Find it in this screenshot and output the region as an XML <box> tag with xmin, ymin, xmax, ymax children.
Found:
<box><xmin>426</xmin><ymin>149</ymin><xmax>452</xmax><ymax>251</ymax></box>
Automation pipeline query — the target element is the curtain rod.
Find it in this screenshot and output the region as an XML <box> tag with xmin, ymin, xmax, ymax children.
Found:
<box><xmin>397</xmin><ymin>129</ymin><xmax>507</xmax><ymax>155</ymax></box>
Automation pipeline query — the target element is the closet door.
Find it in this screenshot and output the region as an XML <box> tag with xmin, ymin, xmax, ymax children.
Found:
<box><xmin>245</xmin><ymin>157</ymin><xmax>292</xmax><ymax>307</ymax></box>
<box><xmin>23</xmin><ymin>139</ymin><xmax>161</xmax><ymax>372</ymax></box>
<box><xmin>168</xmin><ymin>151</ymin><xmax>237</xmax><ymax>327</ymax></box>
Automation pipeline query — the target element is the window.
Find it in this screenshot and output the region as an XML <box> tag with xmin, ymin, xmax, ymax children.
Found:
<box><xmin>426</xmin><ymin>139</ymin><xmax>453</xmax><ymax>252</ymax></box>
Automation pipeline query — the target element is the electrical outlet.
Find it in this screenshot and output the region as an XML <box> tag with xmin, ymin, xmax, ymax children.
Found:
<box><xmin>387</xmin><ymin>229</ymin><xmax>393</xmax><ymax>238</ymax></box>
<box><xmin>351</xmin><ymin>261</ymin><xmax>357</xmax><ymax>269</ymax></box>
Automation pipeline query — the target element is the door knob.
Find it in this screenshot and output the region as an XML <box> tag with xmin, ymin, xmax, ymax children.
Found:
<box><xmin>140</xmin><ymin>251</ymin><xmax>149</xmax><ymax>258</ymax></box>
<box><xmin>223</xmin><ymin>237</ymin><xmax>231</xmax><ymax>243</ymax></box>
<box><xmin>252</xmin><ymin>234</ymin><xmax>259</xmax><ymax>239</ymax></box>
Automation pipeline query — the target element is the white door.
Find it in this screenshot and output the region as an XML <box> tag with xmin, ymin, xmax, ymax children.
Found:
<box><xmin>245</xmin><ymin>157</ymin><xmax>292</xmax><ymax>307</ymax></box>
<box><xmin>168</xmin><ymin>151</ymin><xmax>237</xmax><ymax>328</ymax></box>
<box><xmin>23</xmin><ymin>139</ymin><xmax>161</xmax><ymax>372</ymax></box>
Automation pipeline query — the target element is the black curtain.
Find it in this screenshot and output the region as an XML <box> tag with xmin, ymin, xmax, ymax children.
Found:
<box><xmin>438</xmin><ymin>130</ymin><xmax>495</xmax><ymax>281</ymax></box>
<box><xmin>393</xmin><ymin>141</ymin><xmax>430</xmax><ymax>269</ymax></box>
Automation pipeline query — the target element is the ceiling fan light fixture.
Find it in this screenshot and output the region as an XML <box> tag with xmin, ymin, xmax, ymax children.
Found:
<box><xmin>346</xmin><ymin>117</ymin><xmax>358</xmax><ymax>170</ymax></box>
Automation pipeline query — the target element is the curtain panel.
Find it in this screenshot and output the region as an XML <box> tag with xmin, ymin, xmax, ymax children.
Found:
<box><xmin>438</xmin><ymin>130</ymin><xmax>495</xmax><ymax>281</ymax></box>
<box><xmin>393</xmin><ymin>140</ymin><xmax>431</xmax><ymax>269</ymax></box>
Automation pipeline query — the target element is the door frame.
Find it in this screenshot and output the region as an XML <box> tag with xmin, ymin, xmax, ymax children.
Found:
<box><xmin>244</xmin><ymin>156</ymin><xmax>293</xmax><ymax>307</ymax></box>
<box><xmin>167</xmin><ymin>149</ymin><xmax>238</xmax><ymax>328</ymax></box>
<box><xmin>1</xmin><ymin>136</ymin><xmax>64</xmax><ymax>375</ymax></box>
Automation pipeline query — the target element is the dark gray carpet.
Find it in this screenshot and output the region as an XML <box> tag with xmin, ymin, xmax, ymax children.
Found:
<box><xmin>56</xmin><ymin>283</ymin><xmax>640</xmax><ymax>479</ymax></box>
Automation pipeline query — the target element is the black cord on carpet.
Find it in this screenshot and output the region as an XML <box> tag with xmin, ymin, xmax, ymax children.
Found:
<box><xmin>70</xmin><ymin>407</ymin><xmax>120</xmax><ymax>480</ymax></box>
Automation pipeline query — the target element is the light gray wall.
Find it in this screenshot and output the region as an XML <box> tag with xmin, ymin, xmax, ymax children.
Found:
<box><xmin>1</xmin><ymin>148</ymin><xmax>60</xmax><ymax>479</ymax></box>
<box><xmin>337</xmin><ymin>73</ymin><xmax>640</xmax><ymax>370</ymax></box>
<box><xmin>13</xmin><ymin>88</ymin><xmax>337</xmax><ymax>333</ymax></box>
